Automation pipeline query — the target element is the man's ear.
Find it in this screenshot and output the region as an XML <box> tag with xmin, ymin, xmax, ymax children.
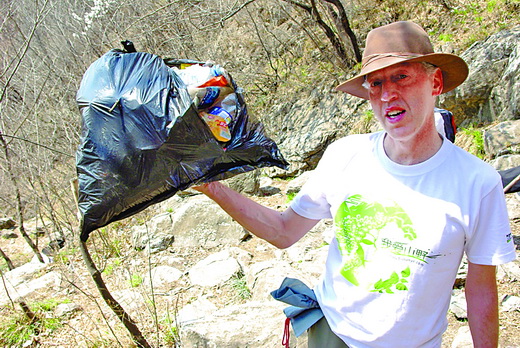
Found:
<box><xmin>432</xmin><ymin>68</ymin><xmax>444</xmax><ymax>96</ymax></box>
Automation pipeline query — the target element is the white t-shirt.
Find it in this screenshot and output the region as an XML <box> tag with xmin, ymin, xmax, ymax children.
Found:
<box><xmin>291</xmin><ymin>131</ymin><xmax>516</xmax><ymax>348</ymax></box>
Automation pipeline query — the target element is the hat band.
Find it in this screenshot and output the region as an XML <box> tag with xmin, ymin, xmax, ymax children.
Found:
<box><xmin>362</xmin><ymin>52</ymin><xmax>424</xmax><ymax>70</ymax></box>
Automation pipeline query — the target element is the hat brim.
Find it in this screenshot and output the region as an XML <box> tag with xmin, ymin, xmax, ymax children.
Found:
<box><xmin>335</xmin><ymin>53</ymin><xmax>468</xmax><ymax>99</ymax></box>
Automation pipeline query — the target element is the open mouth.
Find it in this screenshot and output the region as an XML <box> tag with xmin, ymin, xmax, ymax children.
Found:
<box><xmin>386</xmin><ymin>109</ymin><xmax>405</xmax><ymax>118</ymax></box>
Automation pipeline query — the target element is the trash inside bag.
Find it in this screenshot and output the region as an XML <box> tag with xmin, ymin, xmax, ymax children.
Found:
<box><xmin>76</xmin><ymin>50</ymin><xmax>288</xmax><ymax>242</ymax></box>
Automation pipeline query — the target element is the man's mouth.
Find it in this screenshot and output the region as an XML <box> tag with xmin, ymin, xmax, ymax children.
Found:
<box><xmin>386</xmin><ymin>109</ymin><xmax>405</xmax><ymax>118</ymax></box>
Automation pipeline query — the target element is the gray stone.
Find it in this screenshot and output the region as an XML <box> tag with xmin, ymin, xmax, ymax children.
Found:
<box><xmin>180</xmin><ymin>301</ymin><xmax>305</xmax><ymax>348</ymax></box>
<box><xmin>169</xmin><ymin>195</ymin><xmax>249</xmax><ymax>249</ymax></box>
<box><xmin>286</xmin><ymin>171</ymin><xmax>313</xmax><ymax>195</ymax></box>
<box><xmin>499</xmin><ymin>259</ymin><xmax>520</xmax><ymax>281</ymax></box>
<box><xmin>224</xmin><ymin>170</ymin><xmax>261</xmax><ymax>195</ymax></box>
<box><xmin>0</xmin><ymin>217</ymin><xmax>16</xmax><ymax>229</ymax></box>
<box><xmin>0</xmin><ymin>271</ymin><xmax>61</xmax><ymax>306</ymax></box>
<box><xmin>500</xmin><ymin>294</ymin><xmax>520</xmax><ymax>312</ymax></box>
<box><xmin>451</xmin><ymin>326</ymin><xmax>472</xmax><ymax>348</ymax></box>
<box><xmin>1</xmin><ymin>230</ymin><xmax>18</xmax><ymax>239</ymax></box>
<box><xmin>142</xmin><ymin>265</ymin><xmax>183</xmax><ymax>289</ymax></box>
<box><xmin>449</xmin><ymin>289</ymin><xmax>467</xmax><ymax>320</ymax></box>
<box><xmin>490</xmin><ymin>154</ymin><xmax>520</xmax><ymax>170</ymax></box>
<box><xmin>484</xmin><ymin>120</ymin><xmax>520</xmax><ymax>159</ymax></box>
<box><xmin>131</xmin><ymin>213</ymin><xmax>175</xmax><ymax>253</ymax></box>
<box><xmin>111</xmin><ymin>289</ymin><xmax>146</xmax><ymax>315</ymax></box>
<box><xmin>54</xmin><ymin>302</ymin><xmax>82</xmax><ymax>318</ymax></box>
<box><xmin>189</xmin><ymin>250</ymin><xmax>242</xmax><ymax>287</ymax></box>
<box><xmin>440</xmin><ymin>26</ymin><xmax>520</xmax><ymax>127</ymax></box>
<box><xmin>178</xmin><ymin>296</ymin><xmax>218</xmax><ymax>325</ymax></box>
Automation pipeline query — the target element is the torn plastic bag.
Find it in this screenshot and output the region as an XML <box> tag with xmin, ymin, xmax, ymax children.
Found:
<box><xmin>76</xmin><ymin>50</ymin><xmax>288</xmax><ymax>242</ymax></box>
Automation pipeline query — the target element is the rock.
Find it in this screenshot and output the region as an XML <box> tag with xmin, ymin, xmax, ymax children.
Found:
<box><xmin>440</xmin><ymin>26</ymin><xmax>520</xmax><ymax>127</ymax></box>
<box><xmin>484</xmin><ymin>120</ymin><xmax>520</xmax><ymax>159</ymax></box>
<box><xmin>1</xmin><ymin>230</ymin><xmax>18</xmax><ymax>239</ymax></box>
<box><xmin>262</xmin><ymin>87</ymin><xmax>367</xmax><ymax>176</ymax></box>
<box><xmin>490</xmin><ymin>154</ymin><xmax>520</xmax><ymax>170</ymax></box>
<box><xmin>111</xmin><ymin>289</ymin><xmax>146</xmax><ymax>315</ymax></box>
<box><xmin>245</xmin><ymin>260</ymin><xmax>315</xmax><ymax>302</ymax></box>
<box><xmin>286</xmin><ymin>170</ymin><xmax>313</xmax><ymax>194</ymax></box>
<box><xmin>142</xmin><ymin>265</ymin><xmax>183</xmax><ymax>289</ymax></box>
<box><xmin>178</xmin><ymin>296</ymin><xmax>218</xmax><ymax>325</ymax></box>
<box><xmin>169</xmin><ymin>195</ymin><xmax>250</xmax><ymax>249</ymax></box>
<box><xmin>54</xmin><ymin>302</ymin><xmax>82</xmax><ymax>318</ymax></box>
<box><xmin>499</xmin><ymin>259</ymin><xmax>520</xmax><ymax>281</ymax></box>
<box><xmin>131</xmin><ymin>212</ymin><xmax>175</xmax><ymax>253</ymax></box>
<box><xmin>0</xmin><ymin>271</ymin><xmax>61</xmax><ymax>306</ymax></box>
<box><xmin>505</xmin><ymin>193</ymin><xmax>520</xmax><ymax>220</ymax></box>
<box><xmin>224</xmin><ymin>169</ymin><xmax>261</xmax><ymax>195</ymax></box>
<box><xmin>258</xmin><ymin>184</ymin><xmax>281</xmax><ymax>196</ymax></box>
<box><xmin>188</xmin><ymin>250</ymin><xmax>242</xmax><ymax>287</ymax></box>
<box><xmin>501</xmin><ymin>294</ymin><xmax>520</xmax><ymax>312</ymax></box>
<box><xmin>0</xmin><ymin>217</ymin><xmax>16</xmax><ymax>229</ymax></box>
<box><xmin>180</xmin><ymin>301</ymin><xmax>305</xmax><ymax>348</ymax></box>
<box><xmin>449</xmin><ymin>289</ymin><xmax>467</xmax><ymax>320</ymax></box>
<box><xmin>3</xmin><ymin>257</ymin><xmax>49</xmax><ymax>287</ymax></box>
<box><xmin>451</xmin><ymin>326</ymin><xmax>472</xmax><ymax>348</ymax></box>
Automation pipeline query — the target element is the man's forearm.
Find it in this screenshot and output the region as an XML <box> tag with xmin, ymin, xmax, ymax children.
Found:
<box><xmin>466</xmin><ymin>262</ymin><xmax>499</xmax><ymax>347</ymax></box>
<box><xmin>194</xmin><ymin>181</ymin><xmax>318</xmax><ymax>248</ymax></box>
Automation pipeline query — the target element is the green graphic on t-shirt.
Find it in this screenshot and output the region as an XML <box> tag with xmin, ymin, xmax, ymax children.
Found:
<box><xmin>334</xmin><ymin>194</ymin><xmax>417</xmax><ymax>290</ymax></box>
<box><xmin>372</xmin><ymin>267</ymin><xmax>410</xmax><ymax>293</ymax></box>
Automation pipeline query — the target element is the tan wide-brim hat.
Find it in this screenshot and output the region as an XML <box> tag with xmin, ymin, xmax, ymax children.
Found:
<box><xmin>336</xmin><ymin>21</ymin><xmax>469</xmax><ymax>100</ymax></box>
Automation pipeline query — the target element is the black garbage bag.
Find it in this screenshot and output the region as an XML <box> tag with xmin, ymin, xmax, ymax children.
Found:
<box><xmin>76</xmin><ymin>49</ymin><xmax>288</xmax><ymax>241</ymax></box>
<box><xmin>499</xmin><ymin>166</ymin><xmax>520</xmax><ymax>194</ymax></box>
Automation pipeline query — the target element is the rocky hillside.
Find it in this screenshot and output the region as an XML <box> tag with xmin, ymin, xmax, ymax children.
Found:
<box><xmin>1</xmin><ymin>23</ymin><xmax>520</xmax><ymax>348</ymax></box>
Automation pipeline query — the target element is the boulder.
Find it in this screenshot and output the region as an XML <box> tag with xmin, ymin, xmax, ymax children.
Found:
<box><xmin>440</xmin><ymin>26</ymin><xmax>520</xmax><ymax>127</ymax></box>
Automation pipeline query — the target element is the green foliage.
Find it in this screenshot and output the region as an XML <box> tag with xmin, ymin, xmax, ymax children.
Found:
<box><xmin>230</xmin><ymin>273</ymin><xmax>252</xmax><ymax>300</ymax></box>
<box><xmin>487</xmin><ymin>0</ymin><xmax>498</xmax><ymax>11</ymax></box>
<box><xmin>0</xmin><ymin>299</ymin><xmax>67</xmax><ymax>346</ymax></box>
<box><xmin>129</xmin><ymin>273</ymin><xmax>143</xmax><ymax>288</ymax></box>
<box><xmin>438</xmin><ymin>33</ymin><xmax>453</xmax><ymax>42</ymax></box>
<box><xmin>56</xmin><ymin>247</ymin><xmax>78</xmax><ymax>265</ymax></box>
<box><xmin>98</xmin><ymin>227</ymin><xmax>123</xmax><ymax>258</ymax></box>
<box><xmin>31</xmin><ymin>298</ymin><xmax>70</xmax><ymax>312</ymax></box>
<box><xmin>286</xmin><ymin>191</ymin><xmax>297</xmax><ymax>203</ymax></box>
<box><xmin>460</xmin><ymin>127</ymin><xmax>485</xmax><ymax>159</ymax></box>
<box><xmin>102</xmin><ymin>258</ymin><xmax>121</xmax><ymax>276</ymax></box>
<box><xmin>161</xmin><ymin>312</ymin><xmax>180</xmax><ymax>346</ymax></box>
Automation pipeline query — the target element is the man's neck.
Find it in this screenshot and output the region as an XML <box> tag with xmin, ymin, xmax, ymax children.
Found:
<box><xmin>383</xmin><ymin>130</ymin><xmax>443</xmax><ymax>165</ymax></box>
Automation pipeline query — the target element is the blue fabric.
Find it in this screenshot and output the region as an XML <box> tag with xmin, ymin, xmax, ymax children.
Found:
<box><xmin>270</xmin><ymin>277</ymin><xmax>324</xmax><ymax>337</ymax></box>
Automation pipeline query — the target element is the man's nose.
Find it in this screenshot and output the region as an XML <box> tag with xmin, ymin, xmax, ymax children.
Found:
<box><xmin>380</xmin><ymin>82</ymin><xmax>399</xmax><ymax>102</ymax></box>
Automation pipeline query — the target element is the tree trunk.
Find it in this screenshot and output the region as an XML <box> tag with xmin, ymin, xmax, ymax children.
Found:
<box><xmin>79</xmin><ymin>238</ymin><xmax>151</xmax><ymax>348</ymax></box>
<box><xmin>322</xmin><ymin>0</ymin><xmax>362</xmax><ymax>63</ymax></box>
<box><xmin>0</xmin><ymin>132</ymin><xmax>44</xmax><ymax>263</ymax></box>
<box><xmin>0</xmin><ymin>247</ymin><xmax>15</xmax><ymax>271</ymax></box>
<box><xmin>283</xmin><ymin>0</ymin><xmax>350</xmax><ymax>67</ymax></box>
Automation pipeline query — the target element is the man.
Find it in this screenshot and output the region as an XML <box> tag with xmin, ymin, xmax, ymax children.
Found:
<box><xmin>195</xmin><ymin>21</ymin><xmax>516</xmax><ymax>347</ymax></box>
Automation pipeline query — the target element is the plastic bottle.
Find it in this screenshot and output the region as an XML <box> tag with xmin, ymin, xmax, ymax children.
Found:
<box><xmin>208</xmin><ymin>106</ymin><xmax>233</xmax><ymax>125</ymax></box>
<box><xmin>188</xmin><ymin>86</ymin><xmax>234</xmax><ymax>109</ymax></box>
<box><xmin>199</xmin><ymin>111</ymin><xmax>231</xmax><ymax>142</ymax></box>
<box><xmin>210</xmin><ymin>93</ymin><xmax>238</xmax><ymax>122</ymax></box>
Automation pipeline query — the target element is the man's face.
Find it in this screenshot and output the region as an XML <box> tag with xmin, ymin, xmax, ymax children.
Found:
<box><xmin>365</xmin><ymin>62</ymin><xmax>443</xmax><ymax>143</ymax></box>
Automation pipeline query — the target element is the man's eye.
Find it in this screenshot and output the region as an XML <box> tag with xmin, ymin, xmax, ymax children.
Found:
<box><xmin>370</xmin><ymin>80</ymin><xmax>382</xmax><ymax>87</ymax></box>
<box><xmin>397</xmin><ymin>74</ymin><xmax>408</xmax><ymax>80</ymax></box>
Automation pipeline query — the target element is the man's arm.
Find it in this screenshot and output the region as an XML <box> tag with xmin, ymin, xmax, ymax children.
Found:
<box><xmin>465</xmin><ymin>261</ymin><xmax>499</xmax><ymax>348</ymax></box>
<box><xmin>194</xmin><ymin>181</ymin><xmax>319</xmax><ymax>249</ymax></box>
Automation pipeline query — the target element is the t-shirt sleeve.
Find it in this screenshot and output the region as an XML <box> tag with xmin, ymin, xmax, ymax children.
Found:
<box><xmin>465</xmin><ymin>180</ymin><xmax>517</xmax><ymax>265</ymax></box>
<box><xmin>290</xmin><ymin>142</ymin><xmax>339</xmax><ymax>220</ymax></box>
